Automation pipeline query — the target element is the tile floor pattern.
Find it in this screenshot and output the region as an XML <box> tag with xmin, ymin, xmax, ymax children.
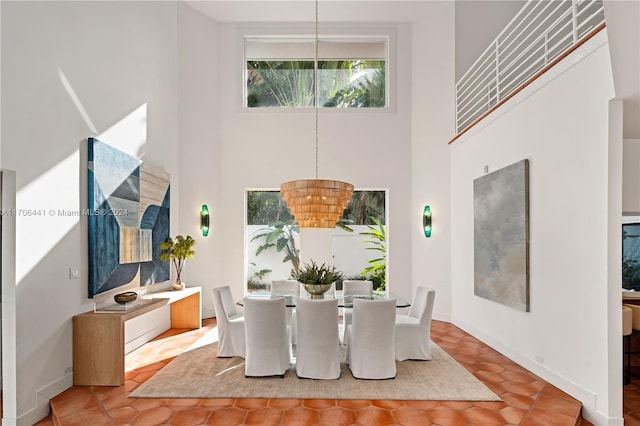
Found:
<box><xmin>624</xmin><ymin>374</ymin><xmax>640</xmax><ymax>425</ymax></box>
<box><xmin>35</xmin><ymin>319</ymin><xmax>596</xmax><ymax>425</ymax></box>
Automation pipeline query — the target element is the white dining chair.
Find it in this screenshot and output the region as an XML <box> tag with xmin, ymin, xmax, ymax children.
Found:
<box><xmin>212</xmin><ymin>286</ymin><xmax>245</xmax><ymax>358</ymax></box>
<box><xmin>271</xmin><ymin>279</ymin><xmax>300</xmax><ymax>343</ymax></box>
<box><xmin>345</xmin><ymin>298</ymin><xmax>396</xmax><ymax>379</ymax></box>
<box><xmin>341</xmin><ymin>280</ymin><xmax>373</xmax><ymax>342</ymax></box>
<box><xmin>271</xmin><ymin>279</ymin><xmax>300</xmax><ymax>296</ymax></box>
<box><xmin>395</xmin><ymin>287</ymin><xmax>436</xmax><ymax>361</ymax></box>
<box><xmin>295</xmin><ymin>298</ymin><xmax>341</xmax><ymax>379</ymax></box>
<box><xmin>243</xmin><ymin>297</ymin><xmax>292</xmax><ymax>377</ymax></box>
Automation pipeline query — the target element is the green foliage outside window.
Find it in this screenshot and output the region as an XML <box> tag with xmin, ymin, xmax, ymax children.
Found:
<box><xmin>246</xmin><ymin>60</ymin><xmax>385</xmax><ymax>108</ymax></box>
<box><xmin>360</xmin><ymin>217</ymin><xmax>387</xmax><ymax>291</ymax></box>
<box><xmin>319</xmin><ymin>60</ymin><xmax>385</xmax><ymax>108</ymax></box>
<box><xmin>250</xmin><ymin>220</ymin><xmax>301</xmax><ymax>276</ymax></box>
<box><xmin>247</xmin><ymin>61</ymin><xmax>314</xmax><ymax>107</ymax></box>
<box><xmin>247</xmin><ymin>191</ymin><xmax>293</xmax><ymax>225</ymax></box>
<box><xmin>247</xmin><ymin>190</ymin><xmax>385</xmax><ymax>226</ymax></box>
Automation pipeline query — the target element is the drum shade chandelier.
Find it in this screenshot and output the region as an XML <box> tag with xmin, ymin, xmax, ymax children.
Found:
<box><xmin>280</xmin><ymin>0</ymin><xmax>354</xmax><ymax>228</ymax></box>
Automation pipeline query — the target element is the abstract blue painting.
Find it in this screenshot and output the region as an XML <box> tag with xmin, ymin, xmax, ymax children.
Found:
<box><xmin>474</xmin><ymin>159</ymin><xmax>529</xmax><ymax>312</ymax></box>
<box><xmin>88</xmin><ymin>138</ymin><xmax>170</xmax><ymax>297</ymax></box>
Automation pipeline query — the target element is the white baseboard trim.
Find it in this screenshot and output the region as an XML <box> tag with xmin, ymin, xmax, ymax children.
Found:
<box><xmin>581</xmin><ymin>406</ymin><xmax>624</xmax><ymax>426</ymax></box>
<box><xmin>203</xmin><ymin>307</ymin><xmax>215</xmax><ymax>319</ymax></box>
<box><xmin>432</xmin><ymin>312</ymin><xmax>451</xmax><ymax>323</ymax></box>
<box><xmin>451</xmin><ymin>317</ymin><xmax>608</xmax><ymax>421</ymax></box>
<box><xmin>17</xmin><ymin>373</ymin><xmax>72</xmax><ymax>426</ymax></box>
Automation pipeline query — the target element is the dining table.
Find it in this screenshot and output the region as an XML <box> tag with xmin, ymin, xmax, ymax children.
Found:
<box><xmin>239</xmin><ymin>290</ymin><xmax>411</xmax><ymax>308</ymax></box>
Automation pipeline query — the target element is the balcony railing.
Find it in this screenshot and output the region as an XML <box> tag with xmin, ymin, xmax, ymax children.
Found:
<box><xmin>455</xmin><ymin>0</ymin><xmax>605</xmax><ymax>136</ymax></box>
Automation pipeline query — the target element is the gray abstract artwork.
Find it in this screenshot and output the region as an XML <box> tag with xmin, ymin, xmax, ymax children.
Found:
<box><xmin>474</xmin><ymin>159</ymin><xmax>529</xmax><ymax>312</ymax></box>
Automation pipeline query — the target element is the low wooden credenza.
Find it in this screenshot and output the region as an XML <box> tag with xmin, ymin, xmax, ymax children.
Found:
<box><xmin>73</xmin><ymin>286</ymin><xmax>201</xmax><ymax>386</ymax></box>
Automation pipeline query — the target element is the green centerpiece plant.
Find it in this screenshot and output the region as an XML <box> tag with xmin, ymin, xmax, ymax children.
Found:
<box><xmin>159</xmin><ymin>235</ymin><xmax>196</xmax><ymax>290</ymax></box>
<box><xmin>292</xmin><ymin>260</ymin><xmax>343</xmax><ymax>299</ymax></box>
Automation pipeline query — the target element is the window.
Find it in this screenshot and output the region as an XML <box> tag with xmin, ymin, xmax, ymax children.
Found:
<box><xmin>246</xmin><ymin>190</ymin><xmax>387</xmax><ymax>292</ymax></box>
<box><xmin>245</xmin><ymin>38</ymin><xmax>387</xmax><ymax>108</ymax></box>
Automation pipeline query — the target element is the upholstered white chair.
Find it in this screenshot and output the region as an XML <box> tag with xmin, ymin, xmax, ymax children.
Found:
<box><xmin>243</xmin><ymin>297</ymin><xmax>292</xmax><ymax>377</ymax></box>
<box><xmin>271</xmin><ymin>279</ymin><xmax>300</xmax><ymax>343</ymax></box>
<box><xmin>345</xmin><ymin>298</ymin><xmax>396</xmax><ymax>379</ymax></box>
<box><xmin>212</xmin><ymin>286</ymin><xmax>245</xmax><ymax>358</ymax></box>
<box><xmin>271</xmin><ymin>279</ymin><xmax>300</xmax><ymax>296</ymax></box>
<box><xmin>295</xmin><ymin>298</ymin><xmax>341</xmax><ymax>379</ymax></box>
<box><xmin>341</xmin><ymin>280</ymin><xmax>373</xmax><ymax>342</ymax></box>
<box><xmin>395</xmin><ymin>287</ymin><xmax>436</xmax><ymax>361</ymax></box>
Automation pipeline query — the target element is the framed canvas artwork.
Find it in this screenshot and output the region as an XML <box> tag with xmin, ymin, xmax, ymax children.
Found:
<box><xmin>474</xmin><ymin>159</ymin><xmax>530</xmax><ymax>312</ymax></box>
<box><xmin>88</xmin><ymin>138</ymin><xmax>170</xmax><ymax>297</ymax></box>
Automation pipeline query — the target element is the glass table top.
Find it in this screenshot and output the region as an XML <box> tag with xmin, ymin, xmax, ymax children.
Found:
<box><xmin>240</xmin><ymin>291</ymin><xmax>410</xmax><ymax>308</ymax></box>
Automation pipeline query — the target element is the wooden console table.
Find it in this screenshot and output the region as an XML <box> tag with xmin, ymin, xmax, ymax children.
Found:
<box><xmin>73</xmin><ymin>286</ymin><xmax>201</xmax><ymax>386</ymax></box>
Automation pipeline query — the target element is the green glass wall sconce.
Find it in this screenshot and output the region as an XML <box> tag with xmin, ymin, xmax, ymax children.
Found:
<box><xmin>423</xmin><ymin>205</ymin><xmax>432</xmax><ymax>238</ymax></box>
<box><xmin>200</xmin><ymin>204</ymin><xmax>210</xmax><ymax>237</ymax></box>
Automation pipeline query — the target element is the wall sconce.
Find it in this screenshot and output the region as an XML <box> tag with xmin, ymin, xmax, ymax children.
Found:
<box><xmin>200</xmin><ymin>205</ymin><xmax>210</xmax><ymax>237</ymax></box>
<box><xmin>423</xmin><ymin>205</ymin><xmax>432</xmax><ymax>238</ymax></box>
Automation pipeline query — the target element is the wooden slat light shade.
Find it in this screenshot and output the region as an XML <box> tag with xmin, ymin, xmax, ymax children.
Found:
<box><xmin>280</xmin><ymin>179</ymin><xmax>354</xmax><ymax>228</ymax></box>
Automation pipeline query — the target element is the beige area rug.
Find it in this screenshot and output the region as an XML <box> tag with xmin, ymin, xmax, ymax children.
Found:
<box><xmin>130</xmin><ymin>329</ymin><xmax>500</xmax><ymax>401</ymax></box>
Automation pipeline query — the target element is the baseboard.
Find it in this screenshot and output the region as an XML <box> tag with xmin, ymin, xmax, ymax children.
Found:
<box><xmin>15</xmin><ymin>372</ymin><xmax>72</xmax><ymax>426</ymax></box>
<box><xmin>203</xmin><ymin>307</ymin><xmax>215</xmax><ymax>319</ymax></box>
<box><xmin>452</xmin><ymin>317</ymin><xmax>600</xmax><ymax>416</ymax></box>
<box><xmin>432</xmin><ymin>312</ymin><xmax>451</xmax><ymax>323</ymax></box>
<box><xmin>581</xmin><ymin>406</ymin><xmax>624</xmax><ymax>426</ymax></box>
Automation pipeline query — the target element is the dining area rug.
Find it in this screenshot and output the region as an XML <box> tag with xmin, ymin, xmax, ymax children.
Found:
<box><xmin>130</xmin><ymin>328</ymin><xmax>500</xmax><ymax>401</ymax></box>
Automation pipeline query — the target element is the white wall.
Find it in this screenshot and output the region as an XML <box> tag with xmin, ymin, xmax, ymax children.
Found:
<box><xmin>247</xmin><ymin>225</ymin><xmax>382</xmax><ymax>285</ymax></box>
<box><xmin>177</xmin><ymin>3</ymin><xmax>221</xmax><ymax>318</ymax></box>
<box><xmin>1</xmin><ymin>1</ymin><xmax>178</xmax><ymax>422</ymax></box>
<box><xmin>450</xmin><ymin>32</ymin><xmax>619</xmax><ymax>423</ymax></box>
<box><xmin>623</xmin><ymin>139</ymin><xmax>640</xmax><ymax>214</ymax></box>
<box><xmin>411</xmin><ymin>1</ymin><xmax>455</xmax><ymax>322</ymax></box>
<box><xmin>216</xmin><ymin>21</ymin><xmax>415</xmax><ymax>305</ymax></box>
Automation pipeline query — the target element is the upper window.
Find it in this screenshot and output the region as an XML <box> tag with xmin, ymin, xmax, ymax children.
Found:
<box><xmin>245</xmin><ymin>38</ymin><xmax>387</xmax><ymax>108</ymax></box>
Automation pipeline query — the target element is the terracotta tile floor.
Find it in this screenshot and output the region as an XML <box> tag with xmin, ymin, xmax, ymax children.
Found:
<box><xmin>624</xmin><ymin>372</ymin><xmax>640</xmax><ymax>425</ymax></box>
<box><xmin>35</xmin><ymin>319</ymin><xmax>595</xmax><ymax>425</ymax></box>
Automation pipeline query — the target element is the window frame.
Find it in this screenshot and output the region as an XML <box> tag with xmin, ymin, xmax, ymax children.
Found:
<box><xmin>239</xmin><ymin>24</ymin><xmax>397</xmax><ymax>114</ymax></box>
<box><xmin>244</xmin><ymin>187</ymin><xmax>389</xmax><ymax>294</ymax></box>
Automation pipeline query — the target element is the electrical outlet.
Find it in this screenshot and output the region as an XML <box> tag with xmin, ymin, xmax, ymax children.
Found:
<box><xmin>483</xmin><ymin>165</ymin><xmax>489</xmax><ymax>173</ymax></box>
<box><xmin>534</xmin><ymin>355</ymin><xmax>544</xmax><ymax>364</ymax></box>
<box><xmin>69</xmin><ymin>267</ymin><xmax>79</xmax><ymax>279</ymax></box>
<box><xmin>64</xmin><ymin>367</ymin><xmax>73</xmax><ymax>375</ymax></box>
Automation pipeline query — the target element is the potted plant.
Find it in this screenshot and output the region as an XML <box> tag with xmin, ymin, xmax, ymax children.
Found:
<box><xmin>292</xmin><ymin>260</ymin><xmax>343</xmax><ymax>299</ymax></box>
<box><xmin>159</xmin><ymin>235</ymin><xmax>196</xmax><ymax>290</ymax></box>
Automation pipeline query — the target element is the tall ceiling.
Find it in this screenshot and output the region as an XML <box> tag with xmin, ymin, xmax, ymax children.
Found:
<box><xmin>185</xmin><ymin>0</ymin><xmax>443</xmax><ymax>23</ymax></box>
<box><xmin>185</xmin><ymin>0</ymin><xmax>639</xmax><ymax>138</ymax></box>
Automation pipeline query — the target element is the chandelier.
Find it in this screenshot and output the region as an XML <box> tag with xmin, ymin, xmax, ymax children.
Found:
<box><xmin>280</xmin><ymin>0</ymin><xmax>354</xmax><ymax>228</ymax></box>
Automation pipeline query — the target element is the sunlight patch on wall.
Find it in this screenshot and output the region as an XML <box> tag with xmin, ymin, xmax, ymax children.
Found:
<box><xmin>58</xmin><ymin>68</ymin><xmax>98</xmax><ymax>134</ymax></box>
<box><xmin>98</xmin><ymin>104</ymin><xmax>148</xmax><ymax>160</ymax></box>
<box><xmin>16</xmin><ymin>150</ymin><xmax>80</xmax><ymax>284</ymax></box>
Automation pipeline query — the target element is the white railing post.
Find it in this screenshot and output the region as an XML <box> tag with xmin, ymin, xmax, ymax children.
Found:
<box><xmin>494</xmin><ymin>39</ymin><xmax>501</xmax><ymax>102</ymax></box>
<box><xmin>455</xmin><ymin>96</ymin><xmax>460</xmax><ymax>132</ymax></box>
<box><xmin>572</xmin><ymin>0</ymin><xmax>578</xmax><ymax>44</ymax></box>
<box><xmin>544</xmin><ymin>32</ymin><xmax>549</xmax><ymax>65</ymax></box>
